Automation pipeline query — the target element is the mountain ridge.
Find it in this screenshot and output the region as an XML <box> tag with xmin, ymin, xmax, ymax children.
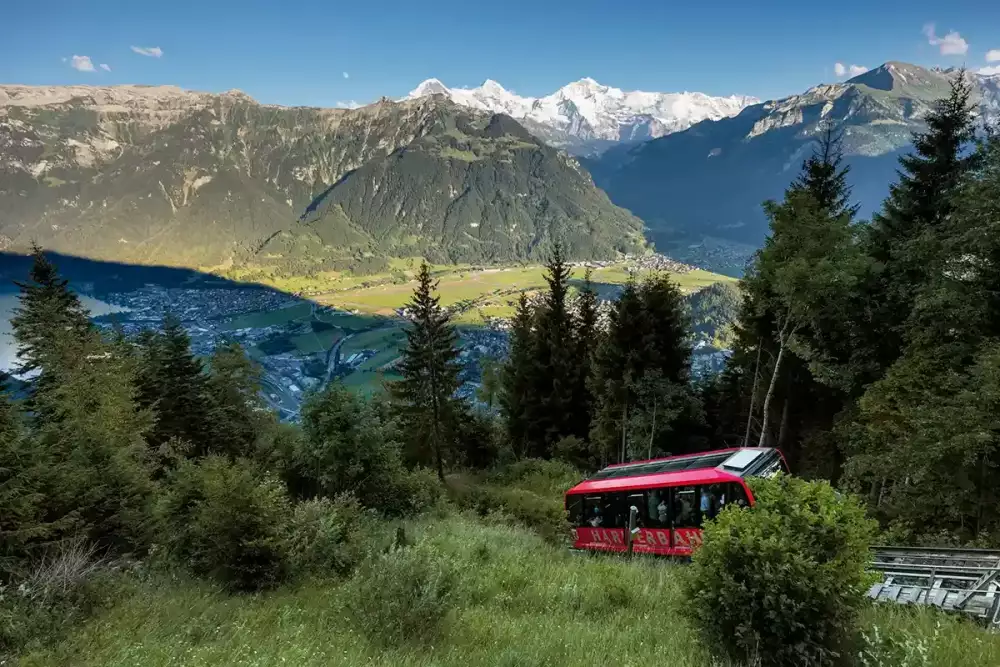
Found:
<box><xmin>587</xmin><ymin>61</ymin><xmax>1000</xmax><ymax>272</ymax></box>
<box><xmin>405</xmin><ymin>77</ymin><xmax>758</xmax><ymax>155</ymax></box>
<box><xmin>0</xmin><ymin>86</ymin><xmax>646</xmax><ymax>270</ymax></box>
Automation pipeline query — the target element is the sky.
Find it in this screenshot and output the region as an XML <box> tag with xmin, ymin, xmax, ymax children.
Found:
<box><xmin>3</xmin><ymin>0</ymin><xmax>1000</xmax><ymax>107</ymax></box>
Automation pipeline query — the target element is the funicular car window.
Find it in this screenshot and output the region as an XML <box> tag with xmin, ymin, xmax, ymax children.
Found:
<box><xmin>581</xmin><ymin>495</ymin><xmax>604</xmax><ymax>527</ymax></box>
<box><xmin>566</xmin><ymin>494</ymin><xmax>583</xmax><ymax>526</ymax></box>
<box><xmin>723</xmin><ymin>482</ymin><xmax>749</xmax><ymax>508</ymax></box>
<box><xmin>645</xmin><ymin>488</ymin><xmax>670</xmax><ymax>527</ymax></box>
<box><xmin>672</xmin><ymin>486</ymin><xmax>702</xmax><ymax>528</ymax></box>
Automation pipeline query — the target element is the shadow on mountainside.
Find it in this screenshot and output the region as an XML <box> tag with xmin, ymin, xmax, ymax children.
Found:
<box><xmin>0</xmin><ymin>251</ymin><xmax>295</xmax><ymax>298</ymax></box>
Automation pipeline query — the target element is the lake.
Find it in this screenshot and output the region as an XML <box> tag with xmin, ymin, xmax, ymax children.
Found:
<box><xmin>0</xmin><ymin>292</ymin><xmax>130</xmax><ymax>373</ymax></box>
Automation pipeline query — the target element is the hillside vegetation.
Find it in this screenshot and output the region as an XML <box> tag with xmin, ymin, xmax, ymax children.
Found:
<box><xmin>0</xmin><ymin>87</ymin><xmax>644</xmax><ymax>269</ymax></box>
<box><xmin>18</xmin><ymin>516</ymin><xmax>1000</xmax><ymax>667</ymax></box>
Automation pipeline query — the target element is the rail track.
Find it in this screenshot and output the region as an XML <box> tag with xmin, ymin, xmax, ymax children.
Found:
<box><xmin>868</xmin><ymin>546</ymin><xmax>1000</xmax><ymax>628</ymax></box>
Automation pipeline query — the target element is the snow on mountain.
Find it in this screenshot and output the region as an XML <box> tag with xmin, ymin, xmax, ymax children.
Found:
<box><xmin>405</xmin><ymin>77</ymin><xmax>758</xmax><ymax>155</ymax></box>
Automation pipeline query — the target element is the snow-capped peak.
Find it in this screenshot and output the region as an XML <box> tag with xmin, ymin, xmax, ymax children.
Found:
<box><xmin>404</xmin><ymin>76</ymin><xmax>758</xmax><ymax>154</ymax></box>
<box><xmin>480</xmin><ymin>79</ymin><xmax>507</xmax><ymax>94</ymax></box>
<box><xmin>410</xmin><ymin>78</ymin><xmax>450</xmax><ymax>97</ymax></box>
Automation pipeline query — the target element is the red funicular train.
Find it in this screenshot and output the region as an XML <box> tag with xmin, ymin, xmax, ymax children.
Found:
<box><xmin>565</xmin><ymin>447</ymin><xmax>788</xmax><ymax>556</ymax></box>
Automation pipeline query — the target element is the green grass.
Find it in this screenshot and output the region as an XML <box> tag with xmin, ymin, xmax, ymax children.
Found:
<box><xmin>289</xmin><ymin>328</ymin><xmax>343</xmax><ymax>354</ymax></box>
<box><xmin>315</xmin><ymin>264</ymin><xmax>735</xmax><ymax>324</ymax></box>
<box><xmin>19</xmin><ymin>515</ymin><xmax>1000</xmax><ymax>667</ymax></box>
<box><xmin>222</xmin><ymin>303</ymin><xmax>312</xmax><ymax>331</ymax></box>
<box><xmin>221</xmin><ymin>260</ymin><xmax>735</xmax><ymax>325</ymax></box>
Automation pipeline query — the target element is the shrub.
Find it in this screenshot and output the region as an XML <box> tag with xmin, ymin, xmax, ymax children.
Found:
<box><xmin>156</xmin><ymin>456</ymin><xmax>291</xmax><ymax>591</ymax></box>
<box><xmin>285</xmin><ymin>494</ymin><xmax>375</xmax><ymax>578</ymax></box>
<box><xmin>1</xmin><ymin>540</ymin><xmax>123</xmax><ymax>657</ymax></box>
<box><xmin>292</xmin><ymin>384</ymin><xmax>426</xmax><ymax>515</ymax></box>
<box><xmin>344</xmin><ymin>543</ymin><xmax>455</xmax><ymax>647</ymax></box>
<box><xmin>682</xmin><ymin>474</ymin><xmax>877</xmax><ymax>667</ymax></box>
<box><xmin>387</xmin><ymin>467</ymin><xmax>446</xmax><ymax>516</ymax></box>
<box><xmin>456</xmin><ymin>484</ymin><xmax>569</xmax><ymax>544</ymax></box>
<box><xmin>488</xmin><ymin>458</ymin><xmax>582</xmax><ymax>500</ymax></box>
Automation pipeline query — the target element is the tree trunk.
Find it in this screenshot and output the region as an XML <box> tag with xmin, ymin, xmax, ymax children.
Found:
<box><xmin>620</xmin><ymin>400</ymin><xmax>628</xmax><ymax>463</ymax></box>
<box><xmin>743</xmin><ymin>340</ymin><xmax>763</xmax><ymax>448</ymax></box>
<box><xmin>647</xmin><ymin>396</ymin><xmax>657</xmax><ymax>460</ymax></box>
<box><xmin>777</xmin><ymin>392</ymin><xmax>791</xmax><ymax>450</ymax></box>
<box><xmin>758</xmin><ymin>318</ymin><xmax>793</xmax><ymax>448</ymax></box>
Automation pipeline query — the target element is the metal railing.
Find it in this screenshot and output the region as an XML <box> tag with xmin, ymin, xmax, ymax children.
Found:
<box><xmin>868</xmin><ymin>546</ymin><xmax>1000</xmax><ymax>628</ymax></box>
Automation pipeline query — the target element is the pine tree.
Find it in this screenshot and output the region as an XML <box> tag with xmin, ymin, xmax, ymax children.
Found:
<box><xmin>390</xmin><ymin>261</ymin><xmax>463</xmax><ymax>481</ymax></box>
<box><xmin>794</xmin><ymin>123</ymin><xmax>861</xmax><ymax>220</ymax></box>
<box><xmin>500</xmin><ymin>293</ymin><xmax>536</xmax><ymax>458</ymax></box>
<box><xmin>10</xmin><ymin>245</ymin><xmax>92</xmax><ymax>421</ymax></box>
<box><xmin>590</xmin><ymin>279</ymin><xmax>642</xmax><ymax>464</ymax></box>
<box><xmin>637</xmin><ymin>275</ymin><xmax>692</xmax><ymax>383</ymax></box>
<box><xmin>9</xmin><ymin>256</ymin><xmax>155</xmax><ymax>553</ymax></box>
<box><xmin>843</xmin><ymin>135</ymin><xmax>1000</xmax><ymax>540</ymax></box>
<box><xmin>136</xmin><ymin>313</ymin><xmax>212</xmax><ymax>456</ymax></box>
<box><xmin>571</xmin><ymin>270</ymin><xmax>599</xmax><ymax>441</ymax></box>
<box><xmin>525</xmin><ymin>244</ymin><xmax>578</xmax><ymax>456</ymax></box>
<box><xmin>859</xmin><ymin>73</ymin><xmax>978</xmax><ymax>377</ymax></box>
<box><xmin>750</xmin><ymin>191</ymin><xmax>862</xmax><ymax>448</ymax></box>
<box><xmin>206</xmin><ymin>342</ymin><xmax>270</xmax><ymax>459</ymax></box>
<box><xmin>730</xmin><ymin>126</ymin><xmax>864</xmax><ymax>470</ymax></box>
<box><xmin>0</xmin><ymin>384</ymin><xmax>52</xmax><ymax>576</ymax></box>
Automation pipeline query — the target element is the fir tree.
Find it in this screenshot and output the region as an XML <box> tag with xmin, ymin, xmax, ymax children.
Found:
<box><xmin>794</xmin><ymin>123</ymin><xmax>861</xmax><ymax>220</ymax></box>
<box><xmin>500</xmin><ymin>293</ymin><xmax>536</xmax><ymax>458</ymax></box>
<box><xmin>730</xmin><ymin>126</ymin><xmax>863</xmax><ymax>470</ymax></box>
<box><xmin>859</xmin><ymin>73</ymin><xmax>978</xmax><ymax>378</ymax></box>
<box><xmin>571</xmin><ymin>270</ymin><xmax>599</xmax><ymax>439</ymax></box>
<box><xmin>589</xmin><ymin>279</ymin><xmax>647</xmax><ymax>464</ymax></box>
<box><xmin>206</xmin><ymin>342</ymin><xmax>270</xmax><ymax>459</ymax></box>
<box><xmin>390</xmin><ymin>262</ymin><xmax>463</xmax><ymax>481</ymax></box>
<box><xmin>525</xmin><ymin>244</ymin><xmax>578</xmax><ymax>456</ymax></box>
<box><xmin>136</xmin><ymin>313</ymin><xmax>212</xmax><ymax>456</ymax></box>
<box><xmin>10</xmin><ymin>245</ymin><xmax>92</xmax><ymax>421</ymax></box>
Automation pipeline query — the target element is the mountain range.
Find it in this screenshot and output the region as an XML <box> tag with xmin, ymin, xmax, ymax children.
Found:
<box><xmin>586</xmin><ymin>63</ymin><xmax>1000</xmax><ymax>272</ymax></box>
<box><xmin>0</xmin><ymin>85</ymin><xmax>644</xmax><ymax>271</ymax></box>
<box><xmin>3</xmin><ymin>62</ymin><xmax>999</xmax><ymax>277</ymax></box>
<box><xmin>406</xmin><ymin>78</ymin><xmax>757</xmax><ymax>156</ymax></box>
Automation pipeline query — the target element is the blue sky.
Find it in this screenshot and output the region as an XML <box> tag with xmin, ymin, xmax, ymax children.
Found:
<box><xmin>3</xmin><ymin>0</ymin><xmax>999</xmax><ymax>106</ymax></box>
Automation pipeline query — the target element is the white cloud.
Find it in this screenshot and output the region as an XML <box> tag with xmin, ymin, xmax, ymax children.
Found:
<box><xmin>834</xmin><ymin>62</ymin><xmax>867</xmax><ymax>78</ymax></box>
<box><xmin>130</xmin><ymin>46</ymin><xmax>163</xmax><ymax>58</ymax></box>
<box><xmin>342</xmin><ymin>71</ymin><xmax>349</xmax><ymax>79</ymax></box>
<box><xmin>70</xmin><ymin>55</ymin><xmax>95</xmax><ymax>72</ymax></box>
<box><xmin>335</xmin><ymin>100</ymin><xmax>361</xmax><ymax>109</ymax></box>
<box><xmin>923</xmin><ymin>23</ymin><xmax>969</xmax><ymax>56</ymax></box>
<box><xmin>979</xmin><ymin>66</ymin><xmax>1000</xmax><ymax>76</ymax></box>
<box><xmin>987</xmin><ymin>49</ymin><xmax>1000</xmax><ymax>62</ymax></box>
<box><xmin>100</xmin><ymin>63</ymin><xmax>111</xmax><ymax>72</ymax></box>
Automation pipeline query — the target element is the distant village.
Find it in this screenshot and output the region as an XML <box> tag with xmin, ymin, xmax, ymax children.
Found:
<box><xmin>78</xmin><ymin>252</ymin><xmax>725</xmax><ymax>420</ymax></box>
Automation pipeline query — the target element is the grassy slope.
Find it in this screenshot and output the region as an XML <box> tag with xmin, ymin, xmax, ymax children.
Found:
<box><xmin>303</xmin><ymin>264</ymin><xmax>734</xmax><ymax>319</ymax></box>
<box><xmin>20</xmin><ymin>514</ymin><xmax>1000</xmax><ymax>667</ymax></box>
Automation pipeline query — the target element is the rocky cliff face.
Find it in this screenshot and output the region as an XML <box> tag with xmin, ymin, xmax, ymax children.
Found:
<box><xmin>588</xmin><ymin>62</ymin><xmax>1000</xmax><ymax>261</ymax></box>
<box><xmin>0</xmin><ymin>85</ymin><xmax>645</xmax><ymax>269</ymax></box>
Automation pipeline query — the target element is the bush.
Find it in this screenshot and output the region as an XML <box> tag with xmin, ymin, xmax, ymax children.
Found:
<box><xmin>156</xmin><ymin>456</ymin><xmax>291</xmax><ymax>591</ymax></box>
<box><xmin>293</xmin><ymin>384</ymin><xmax>433</xmax><ymax>515</ymax></box>
<box><xmin>285</xmin><ymin>494</ymin><xmax>377</xmax><ymax>578</ymax></box>
<box><xmin>488</xmin><ymin>458</ymin><xmax>582</xmax><ymax>500</ymax></box>
<box><xmin>344</xmin><ymin>543</ymin><xmax>456</xmax><ymax>647</ymax></box>
<box><xmin>1</xmin><ymin>540</ymin><xmax>124</xmax><ymax>658</ymax></box>
<box><xmin>456</xmin><ymin>485</ymin><xmax>569</xmax><ymax>544</ymax></box>
<box><xmin>387</xmin><ymin>467</ymin><xmax>446</xmax><ymax>517</ymax></box>
<box><xmin>683</xmin><ymin>474</ymin><xmax>877</xmax><ymax>667</ymax></box>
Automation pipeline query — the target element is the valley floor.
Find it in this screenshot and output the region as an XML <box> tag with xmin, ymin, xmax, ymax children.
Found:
<box><xmin>18</xmin><ymin>516</ymin><xmax>1000</xmax><ymax>667</ymax></box>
